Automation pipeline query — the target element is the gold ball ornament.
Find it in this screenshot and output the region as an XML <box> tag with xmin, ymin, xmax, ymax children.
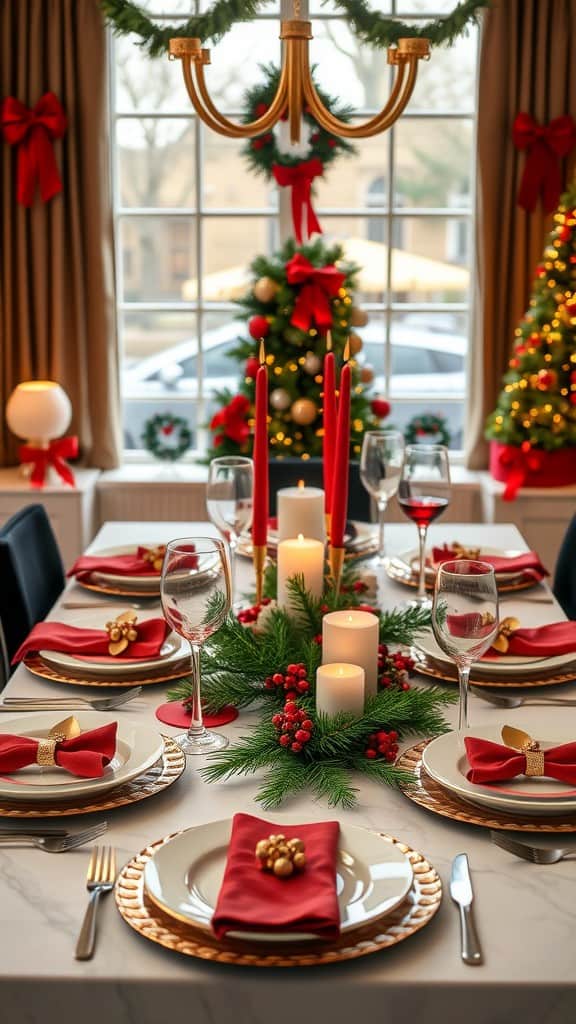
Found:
<box><xmin>253</xmin><ymin>276</ymin><xmax>279</xmax><ymax>304</ymax></box>
<box><xmin>270</xmin><ymin>387</ymin><xmax>291</xmax><ymax>411</ymax></box>
<box><xmin>291</xmin><ymin>398</ymin><xmax>318</xmax><ymax>425</ymax></box>
<box><xmin>303</xmin><ymin>351</ymin><xmax>322</xmax><ymax>375</ymax></box>
<box><xmin>350</xmin><ymin>307</ymin><xmax>369</xmax><ymax>328</ymax></box>
<box><xmin>360</xmin><ymin>364</ymin><xmax>375</xmax><ymax>383</ymax></box>
<box><xmin>348</xmin><ymin>333</ymin><xmax>363</xmax><ymax>356</ymax></box>
<box><xmin>273</xmin><ymin>857</ymin><xmax>294</xmax><ymax>878</ymax></box>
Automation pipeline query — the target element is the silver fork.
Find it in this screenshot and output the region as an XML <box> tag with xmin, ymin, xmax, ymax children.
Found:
<box><xmin>490</xmin><ymin>831</ymin><xmax>574</xmax><ymax>864</ymax></box>
<box><xmin>470</xmin><ymin>686</ymin><xmax>576</xmax><ymax>709</ymax></box>
<box><xmin>75</xmin><ymin>845</ymin><xmax>117</xmax><ymax>960</ymax></box>
<box><xmin>1</xmin><ymin>686</ymin><xmax>143</xmax><ymax>712</ymax></box>
<box><xmin>0</xmin><ymin>821</ymin><xmax>108</xmax><ymax>853</ymax></box>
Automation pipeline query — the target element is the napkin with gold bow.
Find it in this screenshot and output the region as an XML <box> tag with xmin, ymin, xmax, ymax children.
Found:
<box><xmin>68</xmin><ymin>545</ymin><xmax>168</xmax><ymax>579</ymax></box>
<box><xmin>0</xmin><ymin>721</ymin><xmax>117</xmax><ymax>778</ymax></box>
<box><xmin>486</xmin><ymin>618</ymin><xmax>576</xmax><ymax>657</ymax></box>
<box><xmin>12</xmin><ymin>615</ymin><xmax>170</xmax><ymax>664</ymax></box>
<box><xmin>432</xmin><ymin>544</ymin><xmax>548</xmax><ymax>580</ymax></box>
<box><xmin>465</xmin><ymin>728</ymin><xmax>576</xmax><ymax>785</ymax></box>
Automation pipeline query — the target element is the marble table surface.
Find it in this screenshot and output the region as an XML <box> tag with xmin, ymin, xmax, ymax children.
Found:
<box><xmin>1</xmin><ymin>520</ymin><xmax>575</xmax><ymax>1024</ymax></box>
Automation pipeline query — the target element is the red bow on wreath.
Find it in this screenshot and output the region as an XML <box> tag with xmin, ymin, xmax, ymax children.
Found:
<box><xmin>272</xmin><ymin>159</ymin><xmax>323</xmax><ymax>244</ymax></box>
<box><xmin>285</xmin><ymin>253</ymin><xmax>345</xmax><ymax>332</ymax></box>
<box><xmin>512</xmin><ymin>113</ymin><xmax>576</xmax><ymax>213</ymax></box>
<box><xmin>1</xmin><ymin>92</ymin><xmax>67</xmax><ymax>207</ymax></box>
<box><xmin>498</xmin><ymin>442</ymin><xmax>543</xmax><ymax>501</ymax></box>
<box><xmin>19</xmin><ymin>436</ymin><xmax>78</xmax><ymax>490</ymax></box>
<box><xmin>210</xmin><ymin>396</ymin><xmax>251</xmax><ymax>447</ymax></box>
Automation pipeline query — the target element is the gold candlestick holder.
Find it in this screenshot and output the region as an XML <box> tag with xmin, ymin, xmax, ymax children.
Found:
<box><xmin>329</xmin><ymin>545</ymin><xmax>345</xmax><ymax>596</ymax></box>
<box><xmin>252</xmin><ymin>544</ymin><xmax>267</xmax><ymax>605</ymax></box>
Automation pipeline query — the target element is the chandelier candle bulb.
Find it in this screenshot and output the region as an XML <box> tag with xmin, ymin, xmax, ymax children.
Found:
<box><xmin>316</xmin><ymin>663</ymin><xmax>365</xmax><ymax>718</ymax></box>
<box><xmin>277</xmin><ymin>483</ymin><xmax>325</xmax><ymax>542</ymax></box>
<box><xmin>277</xmin><ymin>534</ymin><xmax>324</xmax><ymax>614</ymax></box>
<box><xmin>322</xmin><ymin>609</ymin><xmax>379</xmax><ymax>699</ymax></box>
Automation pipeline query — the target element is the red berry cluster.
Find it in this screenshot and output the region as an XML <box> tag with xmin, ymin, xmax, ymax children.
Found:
<box><xmin>378</xmin><ymin>644</ymin><xmax>414</xmax><ymax>692</ymax></box>
<box><xmin>264</xmin><ymin>662</ymin><xmax>310</xmax><ymax>699</ymax></box>
<box><xmin>273</xmin><ymin>701</ymin><xmax>314</xmax><ymax>753</ymax></box>
<box><xmin>237</xmin><ymin>598</ymin><xmax>271</xmax><ymax>625</ymax></box>
<box><xmin>364</xmin><ymin>730</ymin><xmax>399</xmax><ymax>761</ymax></box>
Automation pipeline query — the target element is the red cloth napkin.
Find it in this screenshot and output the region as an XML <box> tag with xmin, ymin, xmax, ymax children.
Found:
<box><xmin>432</xmin><ymin>545</ymin><xmax>548</xmax><ymax>580</ymax></box>
<box><xmin>212</xmin><ymin>813</ymin><xmax>340</xmax><ymax>940</ymax></box>
<box><xmin>0</xmin><ymin>722</ymin><xmax>117</xmax><ymax>779</ymax></box>
<box><xmin>12</xmin><ymin>618</ymin><xmax>170</xmax><ymax>664</ymax></box>
<box><xmin>68</xmin><ymin>547</ymin><xmax>163</xmax><ymax>579</ymax></box>
<box><xmin>465</xmin><ymin>736</ymin><xmax>576</xmax><ymax>785</ymax></box>
<box><xmin>487</xmin><ymin>621</ymin><xmax>576</xmax><ymax>657</ymax></box>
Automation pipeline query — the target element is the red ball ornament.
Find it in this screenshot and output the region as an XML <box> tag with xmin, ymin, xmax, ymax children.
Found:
<box><xmin>371</xmin><ymin>398</ymin><xmax>391</xmax><ymax>419</ymax></box>
<box><xmin>570</xmin><ymin>370</ymin><xmax>576</xmax><ymax>385</ymax></box>
<box><xmin>536</xmin><ymin>368</ymin><xmax>557</xmax><ymax>391</ymax></box>
<box><xmin>245</xmin><ymin>355</ymin><xmax>259</xmax><ymax>379</ymax></box>
<box><xmin>558</xmin><ymin>226</ymin><xmax>571</xmax><ymax>242</ymax></box>
<box><xmin>255</xmin><ymin>102</ymin><xmax>268</xmax><ymax>116</ymax></box>
<box><xmin>249</xmin><ymin>315</ymin><xmax>270</xmax><ymax>340</ymax></box>
<box><xmin>252</xmin><ymin>138</ymin><xmax>265</xmax><ymax>151</ymax></box>
<box><xmin>570</xmin><ymin>394</ymin><xmax>576</xmax><ymax>406</ymax></box>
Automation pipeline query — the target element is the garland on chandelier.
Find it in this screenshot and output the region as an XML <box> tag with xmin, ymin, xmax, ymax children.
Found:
<box><xmin>101</xmin><ymin>0</ymin><xmax>489</xmax><ymax>59</ymax></box>
<box><xmin>167</xmin><ymin>570</ymin><xmax>456</xmax><ymax>808</ymax></box>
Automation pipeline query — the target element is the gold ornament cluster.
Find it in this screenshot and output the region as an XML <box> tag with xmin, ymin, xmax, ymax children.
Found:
<box><xmin>142</xmin><ymin>544</ymin><xmax>166</xmax><ymax>572</ymax></box>
<box><xmin>106</xmin><ymin>612</ymin><xmax>139</xmax><ymax>656</ymax></box>
<box><xmin>255</xmin><ymin>833</ymin><xmax>307</xmax><ymax>878</ymax></box>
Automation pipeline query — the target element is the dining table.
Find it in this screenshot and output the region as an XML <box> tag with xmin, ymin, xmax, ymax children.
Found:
<box><xmin>1</xmin><ymin>519</ymin><xmax>575</xmax><ymax>1024</ymax></box>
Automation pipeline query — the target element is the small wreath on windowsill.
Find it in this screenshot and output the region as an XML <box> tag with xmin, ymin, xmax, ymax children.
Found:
<box><xmin>141</xmin><ymin>413</ymin><xmax>192</xmax><ymax>462</ymax></box>
<box><xmin>405</xmin><ymin>413</ymin><xmax>451</xmax><ymax>448</ymax></box>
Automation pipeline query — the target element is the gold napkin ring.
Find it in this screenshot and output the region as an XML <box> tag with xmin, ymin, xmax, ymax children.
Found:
<box><xmin>452</xmin><ymin>542</ymin><xmax>481</xmax><ymax>560</ymax></box>
<box><xmin>523</xmin><ymin>741</ymin><xmax>545</xmax><ymax>777</ymax></box>
<box><xmin>36</xmin><ymin>739</ymin><xmax>58</xmax><ymax>767</ymax></box>
<box><xmin>106</xmin><ymin>612</ymin><xmax>138</xmax><ymax>656</ymax></box>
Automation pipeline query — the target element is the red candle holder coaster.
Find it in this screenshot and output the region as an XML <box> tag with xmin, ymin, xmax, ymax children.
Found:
<box><xmin>155</xmin><ymin>702</ymin><xmax>238</xmax><ymax>730</ymax></box>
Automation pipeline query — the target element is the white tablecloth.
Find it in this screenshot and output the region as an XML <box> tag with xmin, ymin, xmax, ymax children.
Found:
<box><xmin>1</xmin><ymin>521</ymin><xmax>575</xmax><ymax>1024</ymax></box>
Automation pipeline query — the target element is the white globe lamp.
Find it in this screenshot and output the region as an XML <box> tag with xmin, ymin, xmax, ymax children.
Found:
<box><xmin>6</xmin><ymin>381</ymin><xmax>72</xmax><ymax>445</ymax></box>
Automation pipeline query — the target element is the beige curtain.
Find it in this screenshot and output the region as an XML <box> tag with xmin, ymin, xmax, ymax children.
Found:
<box><xmin>0</xmin><ymin>0</ymin><xmax>121</xmax><ymax>467</ymax></box>
<box><xmin>466</xmin><ymin>0</ymin><xmax>576</xmax><ymax>468</ymax></box>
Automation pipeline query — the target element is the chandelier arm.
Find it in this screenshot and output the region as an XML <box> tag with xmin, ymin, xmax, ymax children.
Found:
<box><xmin>195</xmin><ymin>60</ymin><xmax>289</xmax><ymax>137</ymax></box>
<box><xmin>302</xmin><ymin>59</ymin><xmax>414</xmax><ymax>139</ymax></box>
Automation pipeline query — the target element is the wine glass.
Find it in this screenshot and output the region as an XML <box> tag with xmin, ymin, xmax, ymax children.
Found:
<box><xmin>206</xmin><ymin>456</ymin><xmax>253</xmax><ymax>602</ymax></box>
<box><xmin>432</xmin><ymin>560</ymin><xmax>499</xmax><ymax>732</ymax></box>
<box><xmin>360</xmin><ymin>429</ymin><xmax>405</xmax><ymax>562</ymax></box>
<box><xmin>398</xmin><ymin>444</ymin><xmax>451</xmax><ymax>604</ymax></box>
<box><xmin>161</xmin><ymin>537</ymin><xmax>232</xmax><ymax>755</ymax></box>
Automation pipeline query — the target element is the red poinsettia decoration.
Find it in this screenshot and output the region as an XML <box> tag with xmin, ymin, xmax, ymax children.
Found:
<box><xmin>210</xmin><ymin>395</ymin><xmax>251</xmax><ymax>447</ymax></box>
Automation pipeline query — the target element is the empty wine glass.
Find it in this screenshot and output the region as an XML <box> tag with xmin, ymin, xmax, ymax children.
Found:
<box><xmin>206</xmin><ymin>456</ymin><xmax>253</xmax><ymax>602</ymax></box>
<box><xmin>432</xmin><ymin>560</ymin><xmax>499</xmax><ymax>732</ymax></box>
<box><xmin>398</xmin><ymin>444</ymin><xmax>451</xmax><ymax>604</ymax></box>
<box><xmin>161</xmin><ymin>537</ymin><xmax>231</xmax><ymax>755</ymax></box>
<box><xmin>360</xmin><ymin>429</ymin><xmax>404</xmax><ymax>562</ymax></box>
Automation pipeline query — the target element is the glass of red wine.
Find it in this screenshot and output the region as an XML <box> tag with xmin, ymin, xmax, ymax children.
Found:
<box><xmin>398</xmin><ymin>444</ymin><xmax>451</xmax><ymax>603</ymax></box>
<box><xmin>432</xmin><ymin>560</ymin><xmax>499</xmax><ymax>731</ymax></box>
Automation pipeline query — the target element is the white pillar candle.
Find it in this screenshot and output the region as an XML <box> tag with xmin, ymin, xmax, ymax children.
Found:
<box><xmin>322</xmin><ymin>609</ymin><xmax>379</xmax><ymax>698</ymax></box>
<box><xmin>277</xmin><ymin>483</ymin><xmax>325</xmax><ymax>542</ymax></box>
<box><xmin>316</xmin><ymin>663</ymin><xmax>365</xmax><ymax>717</ymax></box>
<box><xmin>277</xmin><ymin>534</ymin><xmax>324</xmax><ymax>613</ymax></box>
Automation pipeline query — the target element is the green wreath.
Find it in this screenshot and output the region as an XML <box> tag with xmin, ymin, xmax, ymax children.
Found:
<box><xmin>141</xmin><ymin>412</ymin><xmax>192</xmax><ymax>461</ymax></box>
<box><xmin>101</xmin><ymin>0</ymin><xmax>489</xmax><ymax>59</ymax></box>
<box><xmin>405</xmin><ymin>413</ymin><xmax>451</xmax><ymax>448</ymax></box>
<box><xmin>242</xmin><ymin>64</ymin><xmax>354</xmax><ymax>178</ymax></box>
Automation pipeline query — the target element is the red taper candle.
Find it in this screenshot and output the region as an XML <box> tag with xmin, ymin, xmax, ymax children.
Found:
<box><xmin>330</xmin><ymin>343</ymin><xmax>351</xmax><ymax>551</ymax></box>
<box><xmin>252</xmin><ymin>340</ymin><xmax>269</xmax><ymax>548</ymax></box>
<box><xmin>323</xmin><ymin>331</ymin><xmax>337</xmax><ymax>517</ymax></box>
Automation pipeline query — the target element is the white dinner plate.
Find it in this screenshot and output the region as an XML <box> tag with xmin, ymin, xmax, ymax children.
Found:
<box><xmin>237</xmin><ymin>521</ymin><xmax>375</xmax><ymax>559</ymax></box>
<box><xmin>423</xmin><ymin>727</ymin><xmax>576</xmax><ymax>816</ymax></box>
<box><xmin>85</xmin><ymin>545</ymin><xmax>162</xmax><ymax>592</ymax></box>
<box><xmin>39</xmin><ymin>616</ymin><xmax>187</xmax><ymax>679</ymax></box>
<box><xmin>414</xmin><ymin>629</ymin><xmax>576</xmax><ymax>677</ymax></box>
<box><xmin>0</xmin><ymin>712</ymin><xmax>164</xmax><ymax>802</ymax></box>
<box><xmin>397</xmin><ymin>546</ymin><xmax>530</xmax><ymax>583</ymax></box>
<box><xmin>144</xmin><ymin>819</ymin><xmax>413</xmax><ymax>942</ymax></box>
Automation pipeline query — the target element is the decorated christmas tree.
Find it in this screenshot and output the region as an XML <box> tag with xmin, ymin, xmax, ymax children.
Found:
<box><xmin>208</xmin><ymin>237</ymin><xmax>389</xmax><ymax>461</ymax></box>
<box><xmin>486</xmin><ymin>184</ymin><xmax>576</xmax><ymax>493</ymax></box>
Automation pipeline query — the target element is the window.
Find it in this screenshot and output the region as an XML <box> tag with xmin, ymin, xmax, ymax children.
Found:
<box><xmin>111</xmin><ymin>1</ymin><xmax>478</xmax><ymax>454</ymax></box>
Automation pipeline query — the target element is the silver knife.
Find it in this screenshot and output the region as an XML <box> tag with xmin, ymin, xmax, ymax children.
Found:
<box><xmin>450</xmin><ymin>853</ymin><xmax>483</xmax><ymax>965</ymax></box>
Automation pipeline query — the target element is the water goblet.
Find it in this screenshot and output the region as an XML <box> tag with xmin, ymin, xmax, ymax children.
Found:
<box><xmin>360</xmin><ymin>428</ymin><xmax>404</xmax><ymax>562</ymax></box>
<box><xmin>398</xmin><ymin>444</ymin><xmax>451</xmax><ymax>603</ymax></box>
<box><xmin>160</xmin><ymin>537</ymin><xmax>231</xmax><ymax>755</ymax></box>
<box><xmin>206</xmin><ymin>456</ymin><xmax>253</xmax><ymax>602</ymax></box>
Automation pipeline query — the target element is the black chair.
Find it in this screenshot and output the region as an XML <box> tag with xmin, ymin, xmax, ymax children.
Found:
<box><xmin>0</xmin><ymin>504</ymin><xmax>65</xmax><ymax>677</ymax></box>
<box><xmin>268</xmin><ymin>457</ymin><xmax>371</xmax><ymax>522</ymax></box>
<box><xmin>553</xmin><ymin>514</ymin><xmax>576</xmax><ymax>620</ymax></box>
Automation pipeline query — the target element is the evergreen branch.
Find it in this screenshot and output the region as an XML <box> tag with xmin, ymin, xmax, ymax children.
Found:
<box><xmin>256</xmin><ymin>759</ymin><xmax>312</xmax><ymax>809</ymax></box>
<box><xmin>285</xmin><ymin>574</ymin><xmax>323</xmax><ymax>634</ymax></box>
<box><xmin>379</xmin><ymin>605</ymin><xmax>431</xmax><ymax>646</ymax></box>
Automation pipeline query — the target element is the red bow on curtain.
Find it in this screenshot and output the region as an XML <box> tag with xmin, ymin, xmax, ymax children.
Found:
<box><xmin>512</xmin><ymin>113</ymin><xmax>576</xmax><ymax>213</ymax></box>
<box><xmin>272</xmin><ymin>159</ymin><xmax>323</xmax><ymax>244</ymax></box>
<box><xmin>285</xmin><ymin>253</ymin><xmax>345</xmax><ymax>331</ymax></box>
<box><xmin>498</xmin><ymin>442</ymin><xmax>543</xmax><ymax>501</ymax></box>
<box><xmin>19</xmin><ymin>436</ymin><xmax>78</xmax><ymax>489</ymax></box>
<box><xmin>1</xmin><ymin>92</ymin><xmax>67</xmax><ymax>207</ymax></box>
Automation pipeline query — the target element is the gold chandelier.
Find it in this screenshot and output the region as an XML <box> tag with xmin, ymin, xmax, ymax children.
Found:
<box><xmin>168</xmin><ymin>3</ymin><xmax>430</xmax><ymax>144</ymax></box>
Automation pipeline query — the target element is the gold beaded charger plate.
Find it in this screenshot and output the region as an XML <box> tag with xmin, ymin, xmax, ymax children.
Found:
<box><xmin>386</xmin><ymin>555</ymin><xmax>537</xmax><ymax>594</ymax></box>
<box><xmin>115</xmin><ymin>831</ymin><xmax>442</xmax><ymax>968</ymax></box>
<box><xmin>397</xmin><ymin>741</ymin><xmax>576</xmax><ymax>832</ymax></box>
<box><xmin>23</xmin><ymin>652</ymin><xmax>189</xmax><ymax>688</ymax></box>
<box><xmin>76</xmin><ymin>579</ymin><xmax>161</xmax><ymax>598</ymax></box>
<box><xmin>143</xmin><ymin>820</ymin><xmax>414</xmax><ymax>942</ymax></box>
<box><xmin>413</xmin><ymin>656</ymin><xmax>576</xmax><ymax>690</ymax></box>
<box><xmin>0</xmin><ymin>737</ymin><xmax>185</xmax><ymax>818</ymax></box>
